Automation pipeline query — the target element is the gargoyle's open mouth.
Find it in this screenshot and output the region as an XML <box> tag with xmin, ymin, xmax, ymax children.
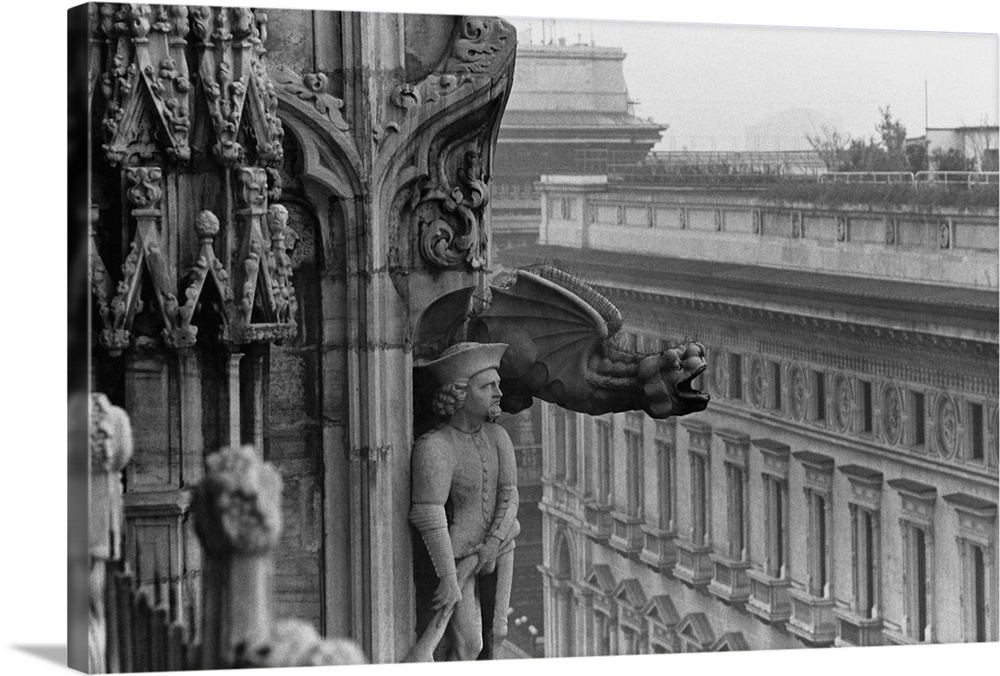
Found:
<box><xmin>677</xmin><ymin>364</ymin><xmax>710</xmax><ymax>401</ymax></box>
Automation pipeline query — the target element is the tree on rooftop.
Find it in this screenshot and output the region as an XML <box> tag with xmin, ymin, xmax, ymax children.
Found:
<box><xmin>806</xmin><ymin>105</ymin><xmax>912</xmax><ymax>172</ymax></box>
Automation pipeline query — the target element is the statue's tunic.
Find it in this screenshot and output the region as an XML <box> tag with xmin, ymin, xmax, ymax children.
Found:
<box><xmin>412</xmin><ymin>422</ymin><xmax>517</xmax><ymax>561</ymax></box>
<box><xmin>443</xmin><ymin>424</ymin><xmax>499</xmax><ymax>559</ymax></box>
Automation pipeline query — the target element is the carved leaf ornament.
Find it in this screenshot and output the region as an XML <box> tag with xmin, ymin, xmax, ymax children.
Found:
<box><xmin>414</xmin><ymin>151</ymin><xmax>491</xmax><ymax>270</ymax></box>
<box><xmin>90</xmin><ymin>6</ymin><xmax>296</xmax><ymax>354</ymax></box>
<box><xmin>273</xmin><ymin>66</ymin><xmax>350</xmax><ymax>131</ymax></box>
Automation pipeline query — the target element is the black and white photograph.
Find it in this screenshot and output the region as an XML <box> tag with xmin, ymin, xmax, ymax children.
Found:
<box><xmin>6</xmin><ymin>1</ymin><xmax>1000</xmax><ymax>675</ymax></box>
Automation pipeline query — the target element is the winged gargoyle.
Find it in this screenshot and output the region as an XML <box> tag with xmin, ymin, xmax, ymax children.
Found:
<box><xmin>414</xmin><ymin>264</ymin><xmax>710</xmax><ymax>420</ymax></box>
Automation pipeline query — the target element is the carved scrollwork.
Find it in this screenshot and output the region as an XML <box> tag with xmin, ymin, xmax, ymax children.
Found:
<box><xmin>411</xmin><ymin>150</ymin><xmax>490</xmax><ymax>270</ymax></box>
<box><xmin>881</xmin><ymin>383</ymin><xmax>902</xmax><ymax>444</ymax></box>
<box><xmin>389</xmin><ymin>16</ymin><xmax>515</xmax><ymax>114</ymax></box>
<box><xmin>448</xmin><ymin>17</ymin><xmax>515</xmax><ymax>74</ymax></box>
<box><xmin>272</xmin><ymin>66</ymin><xmax>350</xmax><ymax>131</ymax></box>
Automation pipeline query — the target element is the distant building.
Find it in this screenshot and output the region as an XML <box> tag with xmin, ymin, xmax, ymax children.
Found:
<box><xmin>917</xmin><ymin>126</ymin><xmax>999</xmax><ymax>171</ymax></box>
<box><xmin>498</xmin><ymin>171</ymin><xmax>998</xmax><ymax>656</ymax></box>
<box><xmin>493</xmin><ymin>42</ymin><xmax>665</xmax><ymax>247</ymax></box>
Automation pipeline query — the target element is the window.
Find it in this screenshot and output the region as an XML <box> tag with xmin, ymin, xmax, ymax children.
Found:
<box><xmin>624</xmin><ymin>413</ymin><xmax>643</xmax><ymax>518</ymax></box>
<box><xmin>902</xmin><ymin>522</ymin><xmax>932</xmax><ymax>642</ymax></box>
<box><xmin>725</xmin><ymin>463</ymin><xmax>748</xmax><ymax>560</ymax></box>
<box><xmin>763</xmin><ymin>475</ymin><xmax>788</xmax><ymax>578</ymax></box>
<box><xmin>728</xmin><ymin>353</ymin><xmax>743</xmax><ymax>400</ymax></box>
<box><xmin>553</xmin><ymin>408</ymin><xmax>566</xmax><ymax>478</ymax></box>
<box><xmin>690</xmin><ymin>452</ymin><xmax>710</xmax><ymax>546</ymax></box>
<box><xmin>861</xmin><ymin>380</ymin><xmax>873</xmax><ymax>434</ymax></box>
<box><xmin>969</xmin><ymin>402</ymin><xmax>985</xmax><ymax>461</ymax></box>
<box><xmin>813</xmin><ymin>370</ymin><xmax>826</xmax><ymax>421</ymax></box>
<box><xmin>655</xmin><ymin>438</ymin><xmax>676</xmax><ymax>530</ymax></box>
<box><xmin>566</xmin><ymin>411</ymin><xmax>578</xmax><ymax>485</ymax></box>
<box><xmin>769</xmin><ymin>361</ymin><xmax>782</xmax><ymax>411</ymax></box>
<box><xmin>851</xmin><ymin>506</ymin><xmax>880</xmax><ymax>618</ymax></box>
<box><xmin>595</xmin><ymin>419</ymin><xmax>612</xmax><ymax>504</ymax></box>
<box><xmin>595</xmin><ymin>613</ymin><xmax>612</xmax><ymax>655</ymax></box>
<box><xmin>910</xmin><ymin>391</ymin><xmax>926</xmax><ymax>447</ymax></box>
<box><xmin>806</xmin><ymin>490</ymin><xmax>831</xmax><ymax>598</ymax></box>
<box><xmin>962</xmin><ymin>541</ymin><xmax>990</xmax><ymax>642</ymax></box>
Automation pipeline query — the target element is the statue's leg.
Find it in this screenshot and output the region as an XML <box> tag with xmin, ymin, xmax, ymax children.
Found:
<box><xmin>491</xmin><ymin>550</ymin><xmax>514</xmax><ymax>649</ymax></box>
<box><xmin>448</xmin><ymin>571</ymin><xmax>483</xmax><ymax>660</ymax></box>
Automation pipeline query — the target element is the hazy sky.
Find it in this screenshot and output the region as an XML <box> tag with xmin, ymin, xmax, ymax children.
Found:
<box><xmin>506</xmin><ymin>15</ymin><xmax>999</xmax><ymax>151</ymax></box>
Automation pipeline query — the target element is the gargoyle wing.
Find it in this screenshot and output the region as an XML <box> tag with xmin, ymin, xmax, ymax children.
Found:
<box><xmin>468</xmin><ymin>265</ymin><xmax>622</xmax><ymax>408</ymax></box>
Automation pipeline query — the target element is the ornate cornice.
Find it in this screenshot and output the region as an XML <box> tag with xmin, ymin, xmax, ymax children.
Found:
<box><xmin>601</xmin><ymin>285</ymin><xmax>998</xmax><ymax>359</ymax></box>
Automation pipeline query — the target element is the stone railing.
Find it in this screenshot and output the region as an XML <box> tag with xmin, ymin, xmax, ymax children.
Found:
<box><xmin>87</xmin><ymin>395</ymin><xmax>366</xmax><ymax>672</ymax></box>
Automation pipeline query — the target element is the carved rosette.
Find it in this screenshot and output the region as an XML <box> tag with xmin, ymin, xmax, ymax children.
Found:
<box><xmin>834</xmin><ymin>374</ymin><xmax>853</xmax><ymax>432</ymax></box>
<box><xmin>881</xmin><ymin>383</ymin><xmax>902</xmax><ymax>444</ymax></box>
<box><xmin>710</xmin><ymin>351</ymin><xmax>729</xmax><ymax>399</ymax></box>
<box><xmin>413</xmin><ymin>150</ymin><xmax>490</xmax><ymax>270</ymax></box>
<box><xmin>935</xmin><ymin>394</ymin><xmax>958</xmax><ymax>458</ymax></box>
<box><xmin>789</xmin><ymin>364</ymin><xmax>807</xmax><ymax>421</ymax></box>
<box><xmin>939</xmin><ymin>221</ymin><xmax>951</xmax><ymax>249</ymax></box>
<box><xmin>748</xmin><ymin>355</ymin><xmax>765</xmax><ymax>409</ymax></box>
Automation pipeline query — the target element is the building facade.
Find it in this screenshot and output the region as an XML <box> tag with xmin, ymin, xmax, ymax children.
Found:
<box><xmin>505</xmin><ymin>175</ymin><xmax>999</xmax><ymax>655</ymax></box>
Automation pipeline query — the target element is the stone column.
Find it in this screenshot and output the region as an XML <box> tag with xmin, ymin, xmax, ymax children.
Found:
<box><xmin>192</xmin><ymin>445</ymin><xmax>283</xmax><ymax>669</ymax></box>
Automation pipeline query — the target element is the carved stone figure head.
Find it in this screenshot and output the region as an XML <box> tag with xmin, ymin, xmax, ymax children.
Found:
<box><xmin>419</xmin><ymin>342</ymin><xmax>508</xmax><ymax>421</ymax></box>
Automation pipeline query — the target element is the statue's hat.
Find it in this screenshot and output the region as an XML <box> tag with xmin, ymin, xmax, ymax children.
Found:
<box><xmin>417</xmin><ymin>342</ymin><xmax>508</xmax><ymax>385</ymax></box>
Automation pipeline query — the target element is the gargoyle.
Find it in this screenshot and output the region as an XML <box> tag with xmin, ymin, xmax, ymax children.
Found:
<box><xmin>414</xmin><ymin>265</ymin><xmax>710</xmax><ymax>420</ymax></box>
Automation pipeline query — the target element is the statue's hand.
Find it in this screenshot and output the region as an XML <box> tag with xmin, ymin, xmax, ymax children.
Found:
<box><xmin>474</xmin><ymin>537</ymin><xmax>502</xmax><ymax>574</ymax></box>
<box><xmin>432</xmin><ymin>573</ymin><xmax>462</xmax><ymax>613</ymax></box>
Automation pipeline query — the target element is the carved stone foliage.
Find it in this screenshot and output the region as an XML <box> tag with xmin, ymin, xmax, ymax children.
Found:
<box><xmin>935</xmin><ymin>394</ymin><xmax>959</xmax><ymax>458</ymax></box>
<box><xmin>409</xmin><ymin>150</ymin><xmax>490</xmax><ymax>270</ymax></box>
<box><xmin>789</xmin><ymin>364</ymin><xmax>807</xmax><ymax>421</ymax></box>
<box><xmin>93</xmin><ymin>4</ymin><xmax>283</xmax><ymax>167</ymax></box>
<box><xmin>272</xmin><ymin>67</ymin><xmax>349</xmax><ymax>131</ymax></box>
<box><xmin>389</xmin><ymin>17</ymin><xmax>515</xmax><ymax>115</ymax></box>
<box><xmin>881</xmin><ymin>384</ymin><xmax>903</xmax><ymax>445</ymax></box>
<box><xmin>834</xmin><ymin>374</ymin><xmax>853</xmax><ymax>432</ymax></box>
<box><xmin>91</xmin><ymin>7</ymin><xmax>298</xmax><ymax>354</ymax></box>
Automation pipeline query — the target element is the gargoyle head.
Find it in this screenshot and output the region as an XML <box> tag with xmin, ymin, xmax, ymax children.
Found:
<box><xmin>637</xmin><ymin>341</ymin><xmax>710</xmax><ymax>418</ymax></box>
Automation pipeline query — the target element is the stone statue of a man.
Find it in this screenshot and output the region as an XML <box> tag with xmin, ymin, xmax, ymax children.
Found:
<box><xmin>410</xmin><ymin>342</ymin><xmax>520</xmax><ymax>661</ymax></box>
